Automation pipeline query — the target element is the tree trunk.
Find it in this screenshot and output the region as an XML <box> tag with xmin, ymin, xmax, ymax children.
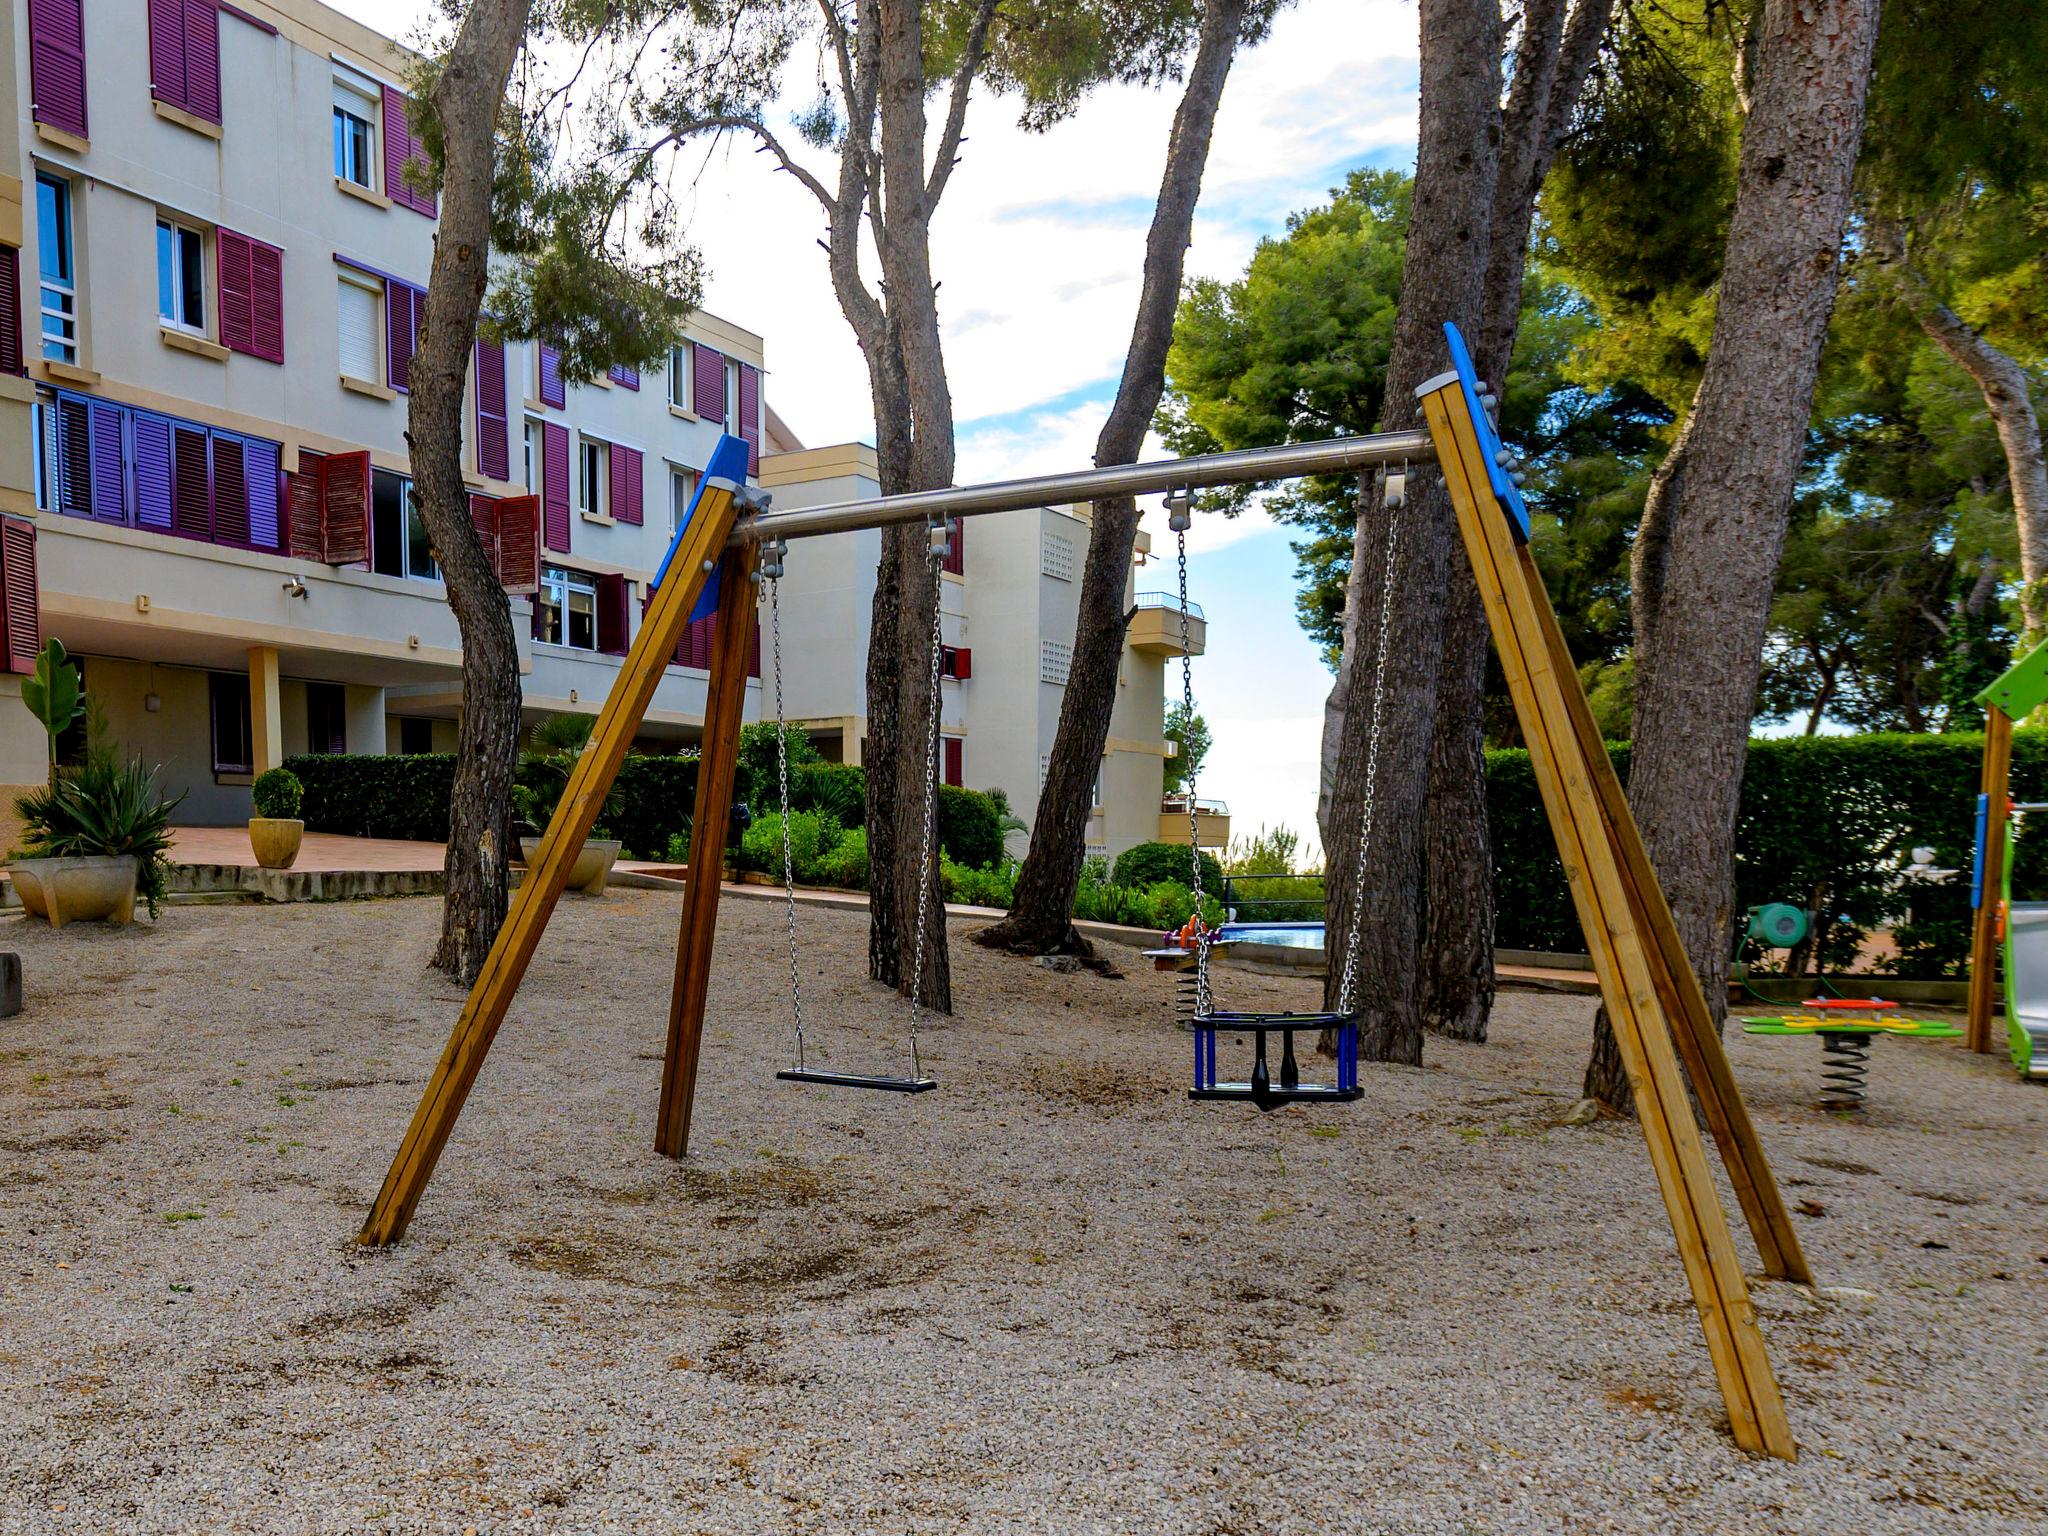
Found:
<box><xmin>1419</xmin><ymin>0</ymin><xmax>1613</xmax><ymax>1042</ymax></box>
<box><xmin>1585</xmin><ymin>0</ymin><xmax>1880</xmax><ymax>1112</ymax></box>
<box><xmin>978</xmin><ymin>0</ymin><xmax>1249</xmax><ymax>957</ymax></box>
<box><xmin>1322</xmin><ymin>0</ymin><xmax>1503</xmax><ymax>1064</ymax></box>
<box><xmin>407</xmin><ymin>0</ymin><xmax>532</xmax><ymax>985</ymax></box>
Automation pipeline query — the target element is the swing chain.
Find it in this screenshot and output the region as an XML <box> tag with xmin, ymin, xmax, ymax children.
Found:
<box><xmin>904</xmin><ymin>515</ymin><xmax>949</xmax><ymax>1078</ymax></box>
<box><xmin>1167</xmin><ymin>488</ymin><xmax>1212</xmax><ymax>1018</ymax></box>
<box><xmin>764</xmin><ymin>536</ymin><xmax>808</xmax><ymax>1073</ymax></box>
<box><xmin>1336</xmin><ymin>459</ymin><xmax>1408</xmax><ymax>1015</ymax></box>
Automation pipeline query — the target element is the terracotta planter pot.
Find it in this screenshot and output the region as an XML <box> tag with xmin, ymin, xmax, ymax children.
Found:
<box><xmin>519</xmin><ymin>836</ymin><xmax>620</xmax><ymax>895</ymax></box>
<box><xmin>9</xmin><ymin>855</ymin><xmax>139</xmax><ymax>927</ymax></box>
<box><xmin>248</xmin><ymin>817</ymin><xmax>305</xmax><ymax>870</ymax></box>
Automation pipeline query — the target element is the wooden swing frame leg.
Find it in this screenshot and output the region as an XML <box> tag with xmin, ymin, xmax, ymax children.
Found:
<box><xmin>1422</xmin><ymin>378</ymin><xmax>1799</xmax><ymax>1461</ymax></box>
<box><xmin>356</xmin><ymin>476</ymin><xmax>747</xmax><ymax>1248</ymax></box>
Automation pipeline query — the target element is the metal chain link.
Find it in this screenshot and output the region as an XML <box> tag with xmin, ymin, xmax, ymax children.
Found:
<box><xmin>768</xmin><ymin>565</ymin><xmax>808</xmax><ymax>1072</ymax></box>
<box><xmin>1336</xmin><ymin>465</ymin><xmax>1408</xmax><ymax>1015</ymax></box>
<box><xmin>904</xmin><ymin>519</ymin><xmax>948</xmax><ymax>1080</ymax></box>
<box><xmin>1173</xmin><ymin>512</ymin><xmax>1212</xmax><ymax>1017</ymax></box>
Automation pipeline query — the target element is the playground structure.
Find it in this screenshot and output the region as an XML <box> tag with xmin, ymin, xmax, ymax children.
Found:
<box><xmin>1967</xmin><ymin>641</ymin><xmax>2048</xmax><ymax>1077</ymax></box>
<box><xmin>1740</xmin><ymin>1000</ymin><xmax>1965</xmax><ymax>1110</ymax></box>
<box><xmin>355</xmin><ymin>324</ymin><xmax>1808</xmax><ymax>1461</ymax></box>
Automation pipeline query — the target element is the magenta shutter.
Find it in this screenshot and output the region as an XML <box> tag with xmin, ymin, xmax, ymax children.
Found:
<box><xmin>28</xmin><ymin>0</ymin><xmax>89</xmax><ymax>139</ymax></box>
<box><xmin>609</xmin><ymin>443</ymin><xmax>642</xmax><ymax>524</ymax></box>
<box><xmin>542</xmin><ymin>421</ymin><xmax>570</xmax><ymax>552</ymax></box>
<box><xmin>180</xmin><ymin>0</ymin><xmax>221</xmax><ymax>122</ymax></box>
<box><xmin>387</xmin><ymin>281</ymin><xmax>420</xmax><ymax>392</ymax></box>
<box><xmin>694</xmin><ymin>346</ymin><xmax>725</xmax><ymax>424</ymax></box>
<box><xmin>0</xmin><ymin>246</ymin><xmax>21</xmax><ymax>378</ymax></box>
<box><xmin>596</xmin><ymin>573</ymin><xmax>630</xmax><ymax>656</ymax></box>
<box><xmin>538</xmin><ymin>344</ymin><xmax>565</xmax><ymax>409</ymax></box>
<box><xmin>172</xmin><ymin>425</ymin><xmax>212</xmax><ymax>538</ymax></box>
<box><xmin>217</xmin><ymin>230</ymin><xmax>253</xmax><ymax>355</ymax></box>
<box><xmin>474</xmin><ymin>336</ymin><xmax>509</xmax><ymax>481</ymax></box>
<box><xmin>248</xmin><ymin>240</ymin><xmax>284</xmax><ymax>362</ymax></box>
<box><xmin>0</xmin><ymin>517</ymin><xmax>39</xmax><ymax>676</ymax></box>
<box><xmin>608</xmin><ymin>363</ymin><xmax>640</xmax><ymax>391</ymax></box>
<box><xmin>148</xmin><ymin>0</ymin><xmax>185</xmax><ymax>112</ymax></box>
<box><xmin>738</xmin><ymin>363</ymin><xmax>761</xmax><ymax>474</ymax></box>
<box><xmin>381</xmin><ymin>89</ymin><xmax>436</xmax><ymax>216</ymax></box>
<box><xmin>212</xmin><ymin>435</ymin><xmax>249</xmax><ymax>546</ymax></box>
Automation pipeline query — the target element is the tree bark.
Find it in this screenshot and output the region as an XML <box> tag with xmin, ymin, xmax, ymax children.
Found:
<box><xmin>1420</xmin><ymin>0</ymin><xmax>1612</xmax><ymax>1042</ymax></box>
<box><xmin>1322</xmin><ymin>0</ymin><xmax>1503</xmax><ymax>1064</ymax></box>
<box><xmin>1585</xmin><ymin>0</ymin><xmax>1880</xmax><ymax>1111</ymax></box>
<box><xmin>978</xmin><ymin>0</ymin><xmax>1250</xmax><ymax>958</ymax></box>
<box><xmin>408</xmin><ymin>0</ymin><xmax>532</xmax><ymax>985</ymax></box>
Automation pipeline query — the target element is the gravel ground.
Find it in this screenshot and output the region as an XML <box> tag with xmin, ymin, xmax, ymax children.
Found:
<box><xmin>0</xmin><ymin>891</ymin><xmax>2042</xmax><ymax>1535</ymax></box>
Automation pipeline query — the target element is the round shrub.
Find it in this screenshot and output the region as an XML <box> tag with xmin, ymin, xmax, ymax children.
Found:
<box><xmin>936</xmin><ymin>785</ymin><xmax>1003</xmax><ymax>870</ymax></box>
<box><xmin>739</xmin><ymin>810</ymin><xmax>841</xmax><ymax>880</ymax></box>
<box><xmin>814</xmin><ymin>826</ymin><xmax>869</xmax><ymax>889</ymax></box>
<box><xmin>251</xmin><ymin>767</ymin><xmax>304</xmax><ymax>821</ymax></box>
<box><xmin>1113</xmin><ymin>840</ymin><xmax>1221</xmax><ymax>894</ymax></box>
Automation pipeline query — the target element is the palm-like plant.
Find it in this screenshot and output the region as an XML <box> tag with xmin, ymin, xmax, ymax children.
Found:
<box><xmin>15</xmin><ymin>751</ymin><xmax>184</xmax><ymax>918</ymax></box>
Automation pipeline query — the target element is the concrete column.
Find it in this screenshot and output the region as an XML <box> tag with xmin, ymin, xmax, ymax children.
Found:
<box><xmin>248</xmin><ymin>646</ymin><xmax>282</xmax><ymax>775</ymax></box>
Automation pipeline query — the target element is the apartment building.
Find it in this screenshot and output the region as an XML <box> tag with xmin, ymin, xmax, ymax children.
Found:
<box><xmin>0</xmin><ymin>0</ymin><xmax>765</xmax><ymax>828</ymax></box>
<box><xmin>758</xmin><ymin>442</ymin><xmax>1208</xmax><ymax>861</ymax></box>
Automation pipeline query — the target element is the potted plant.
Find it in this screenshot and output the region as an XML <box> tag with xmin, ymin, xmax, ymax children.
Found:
<box><xmin>512</xmin><ymin>758</ymin><xmax>621</xmax><ymax>895</ymax></box>
<box><xmin>12</xmin><ymin>750</ymin><xmax>182</xmax><ymax>925</ymax></box>
<box><xmin>248</xmin><ymin>767</ymin><xmax>305</xmax><ymax>869</ymax></box>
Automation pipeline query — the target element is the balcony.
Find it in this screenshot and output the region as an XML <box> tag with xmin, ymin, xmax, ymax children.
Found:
<box><xmin>1158</xmin><ymin>794</ymin><xmax>1230</xmax><ymax>850</ymax></box>
<box><xmin>1127</xmin><ymin>590</ymin><xmax>1206</xmax><ymax>656</ymax></box>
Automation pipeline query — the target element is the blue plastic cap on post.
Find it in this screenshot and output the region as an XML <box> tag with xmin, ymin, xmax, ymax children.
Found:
<box><xmin>1972</xmin><ymin>792</ymin><xmax>1990</xmax><ymax>910</ymax></box>
<box><xmin>1441</xmin><ymin>321</ymin><xmax>1531</xmax><ymax>540</ymax></box>
<box><xmin>650</xmin><ymin>432</ymin><xmax>753</xmax><ymax>615</ymax></box>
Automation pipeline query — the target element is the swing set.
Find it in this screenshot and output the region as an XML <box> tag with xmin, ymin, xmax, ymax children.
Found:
<box><xmin>355</xmin><ymin>324</ymin><xmax>1809</xmax><ymax>1461</ymax></box>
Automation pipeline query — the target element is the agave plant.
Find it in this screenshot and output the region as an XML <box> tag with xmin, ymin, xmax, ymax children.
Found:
<box><xmin>15</xmin><ymin>750</ymin><xmax>184</xmax><ymax>918</ymax></box>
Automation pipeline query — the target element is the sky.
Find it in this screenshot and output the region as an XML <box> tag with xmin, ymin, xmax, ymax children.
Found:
<box><xmin>352</xmin><ymin>0</ymin><xmax>1424</xmax><ymax>861</ymax></box>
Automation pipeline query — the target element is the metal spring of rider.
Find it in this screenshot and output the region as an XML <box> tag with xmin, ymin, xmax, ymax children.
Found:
<box><xmin>1817</xmin><ymin>1031</ymin><xmax>1871</xmax><ymax>1112</ymax></box>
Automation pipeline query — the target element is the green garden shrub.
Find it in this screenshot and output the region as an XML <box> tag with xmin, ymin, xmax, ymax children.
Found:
<box><xmin>942</xmin><ymin>854</ymin><xmax>1018</xmax><ymax>909</ymax></box>
<box><xmin>736</xmin><ymin>723</ymin><xmax>821</xmax><ymax>812</ymax></box>
<box><xmin>1112</xmin><ymin>839</ymin><xmax>1222</xmax><ymax>894</ymax></box>
<box><xmin>251</xmin><ymin>766</ymin><xmax>303</xmax><ymax>820</ymax></box>
<box><xmin>936</xmin><ymin>784</ymin><xmax>1003</xmax><ymax>870</ymax></box>
<box><xmin>738</xmin><ymin>810</ymin><xmax>841</xmax><ymax>880</ymax></box>
<box><xmin>814</xmin><ymin>826</ymin><xmax>869</xmax><ymax>888</ymax></box>
<box><xmin>789</xmin><ymin>761</ymin><xmax>866</xmax><ymax>824</ymax></box>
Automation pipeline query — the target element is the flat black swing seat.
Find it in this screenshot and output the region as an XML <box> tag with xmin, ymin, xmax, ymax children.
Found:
<box><xmin>1190</xmin><ymin>1010</ymin><xmax>1362</xmax><ymax>1111</ymax></box>
<box><xmin>777</xmin><ymin>1067</ymin><xmax>938</xmax><ymax>1093</ymax></box>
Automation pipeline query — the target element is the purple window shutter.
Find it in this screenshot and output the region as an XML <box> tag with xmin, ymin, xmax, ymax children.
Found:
<box><xmin>608</xmin><ymin>363</ymin><xmax>639</xmax><ymax>391</ymax></box>
<box><xmin>248</xmin><ymin>239</ymin><xmax>284</xmax><ymax>364</ymax></box>
<box><xmin>538</xmin><ymin>344</ymin><xmax>564</xmax><ymax>409</ymax></box>
<box><xmin>217</xmin><ymin>230</ymin><xmax>254</xmax><ymax>356</ymax></box>
<box><xmin>387</xmin><ymin>281</ymin><xmax>419</xmax><ymax>392</ymax></box>
<box><xmin>694</xmin><ymin>345</ymin><xmax>725</xmax><ymax>423</ymax></box>
<box><xmin>542</xmin><ymin>420</ymin><xmax>570</xmax><ymax>551</ymax></box>
<box><xmin>245</xmin><ymin>439</ymin><xmax>281</xmax><ymax>549</ymax></box>
<box><xmin>88</xmin><ymin>400</ymin><xmax>124</xmax><ymax>522</ymax></box>
<box><xmin>475</xmin><ymin>336</ymin><xmax>509</xmax><ymax>481</ymax></box>
<box><xmin>609</xmin><ymin>443</ymin><xmax>642</xmax><ymax>524</ymax></box>
<box><xmin>180</xmin><ymin>0</ymin><xmax>221</xmax><ymax>123</ymax></box>
<box><xmin>738</xmin><ymin>364</ymin><xmax>761</xmax><ymax>475</ymax></box>
<box><xmin>53</xmin><ymin>396</ymin><xmax>90</xmax><ymax>517</ymax></box>
<box><xmin>148</xmin><ymin>0</ymin><xmax>186</xmax><ymax>112</ymax></box>
<box><xmin>134</xmin><ymin>414</ymin><xmax>174</xmax><ymax>529</ymax></box>
<box><xmin>382</xmin><ymin>89</ymin><xmax>413</xmax><ymax>210</ymax></box>
<box><xmin>28</xmin><ymin>0</ymin><xmax>89</xmax><ymax>139</ymax></box>
<box><xmin>0</xmin><ymin>246</ymin><xmax>22</xmax><ymax>377</ymax></box>
<box><xmin>212</xmin><ymin>434</ymin><xmax>249</xmax><ymax>546</ymax></box>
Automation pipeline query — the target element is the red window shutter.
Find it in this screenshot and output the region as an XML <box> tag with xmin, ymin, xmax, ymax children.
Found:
<box><xmin>609</xmin><ymin>443</ymin><xmax>643</xmax><ymax>525</ymax></box>
<box><xmin>943</xmin><ymin>737</ymin><xmax>963</xmax><ymax>788</ymax></box>
<box><xmin>954</xmin><ymin>646</ymin><xmax>971</xmax><ymax>680</ymax></box>
<box><xmin>474</xmin><ymin>337</ymin><xmax>509</xmax><ymax>481</ymax></box>
<box><xmin>148</xmin><ymin>0</ymin><xmax>185</xmax><ymax>112</ymax></box>
<box><xmin>541</xmin><ymin>421</ymin><xmax>570</xmax><ymax>552</ymax></box>
<box><xmin>216</xmin><ymin>229</ymin><xmax>253</xmax><ymax>355</ymax></box>
<box><xmin>249</xmin><ymin>239</ymin><xmax>283</xmax><ymax>362</ymax></box>
<box><xmin>738</xmin><ymin>363</ymin><xmax>761</xmax><ymax>475</ymax></box>
<box><xmin>0</xmin><ymin>516</ymin><xmax>39</xmax><ymax>675</ymax></box>
<box><xmin>286</xmin><ymin>456</ymin><xmax>323</xmax><ymax>558</ymax></box>
<box><xmin>320</xmin><ymin>449</ymin><xmax>370</xmax><ymax>565</ymax></box>
<box><xmin>0</xmin><ymin>246</ymin><xmax>21</xmax><ymax>377</ymax></box>
<box><xmin>494</xmin><ymin>493</ymin><xmax>540</xmax><ymax>595</ymax></box>
<box><xmin>595</xmin><ymin>572</ymin><xmax>630</xmax><ymax>656</ymax></box>
<box><xmin>538</xmin><ymin>344</ymin><xmax>564</xmax><ymax>409</ymax></box>
<box><xmin>694</xmin><ymin>345</ymin><xmax>725</xmax><ymax>423</ymax></box>
<box><xmin>467</xmin><ymin>490</ymin><xmax>498</xmax><ymax>573</ymax></box>
<box><xmin>942</xmin><ymin>516</ymin><xmax>964</xmax><ymax>576</ymax></box>
<box><xmin>386</xmin><ymin>281</ymin><xmax>420</xmax><ymax>392</ymax></box>
<box><xmin>179</xmin><ymin>0</ymin><xmax>221</xmax><ymax>123</ymax></box>
<box><xmin>27</xmin><ymin>0</ymin><xmax>89</xmax><ymax>140</ymax></box>
<box><xmin>212</xmin><ymin>434</ymin><xmax>249</xmax><ymax>545</ymax></box>
<box><xmin>172</xmin><ymin>424</ymin><xmax>212</xmax><ymax>538</ymax></box>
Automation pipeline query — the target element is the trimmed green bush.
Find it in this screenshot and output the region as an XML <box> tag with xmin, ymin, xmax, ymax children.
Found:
<box><xmin>1113</xmin><ymin>839</ymin><xmax>1222</xmax><ymax>894</ymax></box>
<box><xmin>814</xmin><ymin>826</ymin><xmax>869</xmax><ymax>888</ymax></box>
<box><xmin>942</xmin><ymin>854</ymin><xmax>1018</xmax><ymax>908</ymax></box>
<box><xmin>936</xmin><ymin>784</ymin><xmax>1003</xmax><ymax>871</ymax></box>
<box><xmin>739</xmin><ymin>810</ymin><xmax>842</xmax><ymax>880</ymax></box>
<box><xmin>251</xmin><ymin>767</ymin><xmax>303</xmax><ymax>820</ymax></box>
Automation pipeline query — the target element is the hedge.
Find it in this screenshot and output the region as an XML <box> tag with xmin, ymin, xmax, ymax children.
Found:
<box><xmin>1489</xmin><ymin>732</ymin><xmax>2048</xmax><ymax>977</ymax></box>
<box><xmin>1114</xmin><ymin>840</ymin><xmax>1223</xmax><ymax>894</ymax></box>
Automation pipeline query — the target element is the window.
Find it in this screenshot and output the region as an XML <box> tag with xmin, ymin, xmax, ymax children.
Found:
<box><xmin>36</xmin><ymin>175</ymin><xmax>76</xmax><ymax>364</ymax></box>
<box><xmin>536</xmin><ymin>563</ymin><xmax>598</xmax><ymax>650</ymax></box>
<box><xmin>397</xmin><ymin>717</ymin><xmax>435</xmax><ymax>755</ymax></box>
<box><xmin>337</xmin><ymin>270</ymin><xmax>380</xmax><ymax>382</ymax></box>
<box><xmin>332</xmin><ymin>74</ymin><xmax>377</xmax><ymax>187</ymax></box>
<box><xmin>669</xmin><ymin>465</ymin><xmax>698</xmax><ymax>531</ymax></box>
<box><xmin>210</xmin><ymin>672</ymin><xmax>253</xmax><ymax>775</ymax></box>
<box><xmin>370</xmin><ymin>467</ymin><xmax>437</xmax><ymax>582</ymax></box>
<box><xmin>156</xmin><ymin>216</ymin><xmax>206</xmax><ymax>334</ymax></box>
<box><xmin>306</xmin><ymin>682</ymin><xmax>346</xmax><ymax>754</ymax></box>
<box><xmin>523</xmin><ymin>419</ymin><xmax>540</xmax><ymax>492</ymax></box>
<box><xmin>669</xmin><ymin>342</ymin><xmax>694</xmax><ymax>411</ymax></box>
<box><xmin>724</xmin><ymin>358</ymin><xmax>740</xmax><ymax>433</ymax></box>
<box><xmin>578</xmin><ymin>436</ymin><xmax>606</xmax><ymax>518</ymax></box>
<box><xmin>942</xmin><ymin>737</ymin><xmax>963</xmax><ymax>789</ymax></box>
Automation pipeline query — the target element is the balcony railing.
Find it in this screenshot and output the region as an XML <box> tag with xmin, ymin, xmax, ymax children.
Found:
<box><xmin>1161</xmin><ymin>794</ymin><xmax>1229</xmax><ymax>816</ymax></box>
<box><xmin>1134</xmin><ymin>590</ymin><xmax>1204</xmax><ymax>621</ymax></box>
